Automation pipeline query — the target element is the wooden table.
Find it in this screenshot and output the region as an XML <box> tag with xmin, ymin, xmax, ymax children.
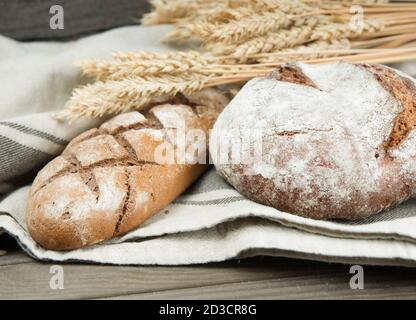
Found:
<box><xmin>1</xmin><ymin>234</ymin><xmax>416</xmax><ymax>300</ymax></box>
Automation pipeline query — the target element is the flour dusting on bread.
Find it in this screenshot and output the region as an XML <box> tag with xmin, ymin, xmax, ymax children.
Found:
<box><xmin>211</xmin><ymin>62</ymin><xmax>416</xmax><ymax>220</ymax></box>
<box><xmin>27</xmin><ymin>88</ymin><xmax>229</xmax><ymax>250</ymax></box>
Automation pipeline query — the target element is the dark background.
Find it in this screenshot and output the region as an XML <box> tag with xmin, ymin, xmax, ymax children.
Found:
<box><xmin>0</xmin><ymin>0</ymin><xmax>410</xmax><ymax>41</ymax></box>
<box><xmin>0</xmin><ymin>0</ymin><xmax>150</xmax><ymax>41</ymax></box>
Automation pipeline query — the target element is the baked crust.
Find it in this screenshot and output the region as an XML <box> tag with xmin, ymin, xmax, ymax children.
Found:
<box><xmin>27</xmin><ymin>88</ymin><xmax>229</xmax><ymax>250</ymax></box>
<box><xmin>210</xmin><ymin>62</ymin><xmax>416</xmax><ymax>220</ymax></box>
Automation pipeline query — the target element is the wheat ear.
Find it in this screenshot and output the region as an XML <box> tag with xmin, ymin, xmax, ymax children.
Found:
<box><xmin>142</xmin><ymin>0</ymin><xmax>197</xmax><ymax>24</ymax></box>
<box><xmin>78</xmin><ymin>51</ymin><xmax>211</xmax><ymax>81</ymax></box>
<box><xmin>256</xmin><ymin>39</ymin><xmax>351</xmax><ymax>63</ymax></box>
<box><xmin>229</xmin><ymin>17</ymin><xmax>320</xmax><ymax>62</ymax></box>
<box><xmin>227</xmin><ymin>18</ymin><xmax>383</xmax><ymax>62</ymax></box>
<box><xmin>194</xmin><ymin>12</ymin><xmax>292</xmax><ymax>45</ymax></box>
<box><xmin>310</xmin><ymin>19</ymin><xmax>385</xmax><ymax>42</ymax></box>
<box><xmin>142</xmin><ymin>0</ymin><xmax>227</xmax><ymax>25</ymax></box>
<box><xmin>162</xmin><ymin>0</ymin><xmax>312</xmax><ymax>43</ymax></box>
<box><xmin>55</xmin><ymin>75</ymin><xmax>209</xmax><ymax>121</ymax></box>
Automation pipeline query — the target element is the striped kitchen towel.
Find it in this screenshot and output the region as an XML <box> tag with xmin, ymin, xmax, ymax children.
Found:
<box><xmin>1</xmin><ymin>25</ymin><xmax>416</xmax><ymax>267</ymax></box>
<box><xmin>0</xmin><ymin>24</ymin><xmax>174</xmax><ymax>194</ymax></box>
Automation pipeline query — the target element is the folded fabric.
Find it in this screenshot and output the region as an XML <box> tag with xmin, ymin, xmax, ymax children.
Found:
<box><xmin>0</xmin><ymin>25</ymin><xmax>174</xmax><ymax>193</ymax></box>
<box><xmin>2</xmin><ymin>170</ymin><xmax>416</xmax><ymax>267</ymax></box>
<box><xmin>1</xmin><ymin>25</ymin><xmax>416</xmax><ymax>267</ymax></box>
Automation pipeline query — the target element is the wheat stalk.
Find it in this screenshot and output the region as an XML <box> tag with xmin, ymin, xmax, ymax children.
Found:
<box><xmin>56</xmin><ymin>74</ymin><xmax>210</xmax><ymax>121</ymax></box>
<box><xmin>144</xmin><ymin>0</ymin><xmax>312</xmax><ymax>26</ymax></box>
<box><xmin>228</xmin><ymin>17</ymin><xmax>321</xmax><ymax>61</ymax></box>
<box><xmin>141</xmin><ymin>0</ymin><xmax>212</xmax><ymax>24</ymax></box>
<box><xmin>113</xmin><ymin>50</ymin><xmax>211</xmax><ymax>62</ymax></box>
<box><xmin>162</xmin><ymin>7</ymin><xmax>257</xmax><ymax>42</ymax></box>
<box><xmin>58</xmin><ymin>0</ymin><xmax>416</xmax><ymax>121</ymax></box>
<box><xmin>78</xmin><ymin>51</ymin><xmax>212</xmax><ymax>81</ymax></box>
<box><xmin>311</xmin><ymin>19</ymin><xmax>385</xmax><ymax>41</ymax></box>
<box><xmin>59</xmin><ymin>46</ymin><xmax>416</xmax><ymax>121</ymax></box>
<box><xmin>183</xmin><ymin>12</ymin><xmax>293</xmax><ymax>45</ymax></box>
<box><xmin>228</xmin><ymin>18</ymin><xmax>384</xmax><ymax>62</ymax></box>
<box><xmin>161</xmin><ymin>0</ymin><xmax>314</xmax><ymax>42</ymax></box>
<box><xmin>255</xmin><ymin>39</ymin><xmax>351</xmax><ymax>63</ymax></box>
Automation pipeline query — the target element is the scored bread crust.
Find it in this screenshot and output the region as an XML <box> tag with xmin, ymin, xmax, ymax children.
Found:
<box><xmin>210</xmin><ymin>61</ymin><xmax>416</xmax><ymax>220</ymax></box>
<box><xmin>27</xmin><ymin>88</ymin><xmax>229</xmax><ymax>250</ymax></box>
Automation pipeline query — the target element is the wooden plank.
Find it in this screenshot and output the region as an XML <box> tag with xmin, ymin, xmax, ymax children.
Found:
<box><xmin>0</xmin><ymin>251</ymin><xmax>33</xmax><ymax>266</ymax></box>
<box><xmin>0</xmin><ymin>255</ymin><xmax>331</xmax><ymax>299</ymax></box>
<box><xmin>0</xmin><ymin>0</ymin><xmax>150</xmax><ymax>41</ymax></box>
<box><xmin>2</xmin><ymin>250</ymin><xmax>416</xmax><ymax>299</ymax></box>
<box><xmin>103</xmin><ymin>271</ymin><xmax>416</xmax><ymax>300</ymax></box>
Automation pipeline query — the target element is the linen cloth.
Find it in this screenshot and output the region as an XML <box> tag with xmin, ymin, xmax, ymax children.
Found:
<box><xmin>1</xmin><ymin>25</ymin><xmax>416</xmax><ymax>267</ymax></box>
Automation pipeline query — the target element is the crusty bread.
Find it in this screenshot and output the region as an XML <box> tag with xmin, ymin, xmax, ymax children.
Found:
<box><xmin>27</xmin><ymin>88</ymin><xmax>229</xmax><ymax>250</ymax></box>
<box><xmin>210</xmin><ymin>62</ymin><xmax>416</xmax><ymax>220</ymax></box>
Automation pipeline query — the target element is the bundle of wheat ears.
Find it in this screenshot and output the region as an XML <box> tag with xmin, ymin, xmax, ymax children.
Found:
<box><xmin>57</xmin><ymin>0</ymin><xmax>416</xmax><ymax>121</ymax></box>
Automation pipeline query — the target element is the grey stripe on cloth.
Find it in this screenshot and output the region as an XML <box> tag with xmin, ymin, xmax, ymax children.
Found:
<box><xmin>177</xmin><ymin>168</ymin><xmax>416</xmax><ymax>225</ymax></box>
<box><xmin>2</xmin><ymin>212</ymin><xmax>416</xmax><ymax>267</ymax></box>
<box><xmin>342</xmin><ymin>199</ymin><xmax>416</xmax><ymax>225</ymax></box>
<box><xmin>0</xmin><ymin>121</ymin><xmax>68</xmax><ymax>145</ymax></box>
<box><xmin>0</xmin><ymin>135</ymin><xmax>52</xmax><ymax>182</ymax></box>
<box><xmin>174</xmin><ymin>196</ymin><xmax>246</xmax><ymax>205</ymax></box>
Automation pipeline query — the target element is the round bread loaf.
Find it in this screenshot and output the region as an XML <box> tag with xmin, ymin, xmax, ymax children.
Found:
<box><xmin>210</xmin><ymin>61</ymin><xmax>416</xmax><ymax>220</ymax></box>
<box><xmin>27</xmin><ymin>88</ymin><xmax>229</xmax><ymax>250</ymax></box>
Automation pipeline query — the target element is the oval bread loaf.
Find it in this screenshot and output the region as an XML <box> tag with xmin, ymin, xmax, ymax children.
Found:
<box><xmin>27</xmin><ymin>88</ymin><xmax>229</xmax><ymax>250</ymax></box>
<box><xmin>210</xmin><ymin>61</ymin><xmax>416</xmax><ymax>220</ymax></box>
